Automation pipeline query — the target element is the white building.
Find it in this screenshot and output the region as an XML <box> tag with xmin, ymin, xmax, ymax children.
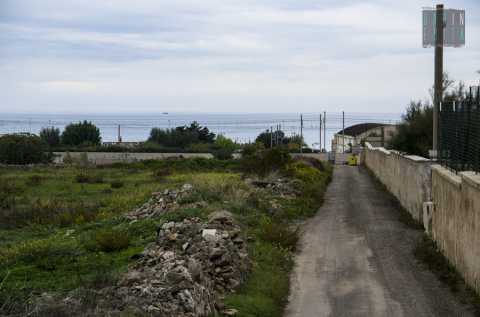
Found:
<box><xmin>331</xmin><ymin>123</ymin><xmax>397</xmax><ymax>153</ymax></box>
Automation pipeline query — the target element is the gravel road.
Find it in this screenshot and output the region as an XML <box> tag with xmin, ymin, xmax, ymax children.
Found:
<box><xmin>285</xmin><ymin>165</ymin><xmax>474</xmax><ymax>317</ymax></box>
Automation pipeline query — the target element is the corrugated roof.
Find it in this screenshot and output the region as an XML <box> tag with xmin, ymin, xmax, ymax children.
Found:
<box><xmin>337</xmin><ymin>123</ymin><xmax>388</xmax><ymax>137</ymax></box>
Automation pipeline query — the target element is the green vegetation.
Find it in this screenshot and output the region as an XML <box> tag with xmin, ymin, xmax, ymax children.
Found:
<box><xmin>388</xmin><ymin>101</ymin><xmax>433</xmax><ymax>157</ymax></box>
<box><xmin>40</xmin><ymin>126</ymin><xmax>61</xmax><ymax>148</ymax></box>
<box><xmin>0</xmin><ymin>153</ymin><xmax>331</xmax><ymax>316</ymax></box>
<box><xmin>389</xmin><ymin>73</ymin><xmax>470</xmax><ymax>157</ymax></box>
<box><xmin>61</xmin><ymin>121</ymin><xmax>101</xmax><ymax>146</ymax></box>
<box><xmin>0</xmin><ymin>133</ymin><xmax>51</xmax><ymax>165</ymax></box>
<box><xmin>148</xmin><ymin>121</ymin><xmax>215</xmax><ymax>148</ymax></box>
<box><xmin>255</xmin><ymin>129</ymin><xmax>305</xmax><ymax>152</ymax></box>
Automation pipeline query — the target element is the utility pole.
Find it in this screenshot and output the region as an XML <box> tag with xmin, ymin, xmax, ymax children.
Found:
<box><xmin>319</xmin><ymin>113</ymin><xmax>322</xmax><ymax>152</ymax></box>
<box><xmin>118</xmin><ymin>124</ymin><xmax>122</xmax><ymax>143</ymax></box>
<box><xmin>433</xmin><ymin>3</ymin><xmax>444</xmax><ymax>158</ymax></box>
<box><xmin>300</xmin><ymin>114</ymin><xmax>303</xmax><ymax>153</ymax></box>
<box><xmin>342</xmin><ymin>111</ymin><xmax>345</xmax><ymax>153</ymax></box>
<box><xmin>323</xmin><ymin>111</ymin><xmax>326</xmax><ymax>152</ymax></box>
<box><xmin>270</xmin><ymin>126</ymin><xmax>273</xmax><ymax>148</ymax></box>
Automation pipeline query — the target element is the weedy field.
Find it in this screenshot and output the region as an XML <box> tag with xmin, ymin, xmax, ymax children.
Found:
<box><xmin>0</xmin><ymin>151</ymin><xmax>331</xmax><ymax>317</ymax></box>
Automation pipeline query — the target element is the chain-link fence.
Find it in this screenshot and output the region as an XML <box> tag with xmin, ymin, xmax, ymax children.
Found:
<box><xmin>439</xmin><ymin>87</ymin><xmax>480</xmax><ymax>173</ymax></box>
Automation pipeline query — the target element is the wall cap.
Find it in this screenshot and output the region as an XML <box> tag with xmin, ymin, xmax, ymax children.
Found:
<box><xmin>432</xmin><ymin>165</ymin><xmax>462</xmax><ymax>188</ymax></box>
<box><xmin>460</xmin><ymin>171</ymin><xmax>480</xmax><ymax>190</ymax></box>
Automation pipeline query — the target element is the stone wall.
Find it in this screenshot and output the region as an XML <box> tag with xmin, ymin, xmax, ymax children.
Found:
<box><xmin>363</xmin><ymin>143</ymin><xmax>432</xmax><ymax>223</ymax></box>
<box><xmin>431</xmin><ymin>165</ymin><xmax>480</xmax><ymax>293</ymax></box>
<box><xmin>53</xmin><ymin>152</ymin><xmax>215</xmax><ymax>165</ymax></box>
<box><xmin>53</xmin><ymin>152</ymin><xmax>329</xmax><ymax>166</ymax></box>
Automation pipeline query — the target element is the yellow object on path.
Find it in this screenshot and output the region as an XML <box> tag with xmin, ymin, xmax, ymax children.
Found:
<box><xmin>347</xmin><ymin>155</ymin><xmax>357</xmax><ymax>166</ymax></box>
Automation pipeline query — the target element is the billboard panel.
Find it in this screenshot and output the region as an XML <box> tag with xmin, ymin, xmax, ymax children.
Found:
<box><xmin>423</xmin><ymin>9</ymin><xmax>465</xmax><ymax>48</ymax></box>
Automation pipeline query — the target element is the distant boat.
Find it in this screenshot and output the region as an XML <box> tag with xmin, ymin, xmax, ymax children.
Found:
<box><xmin>162</xmin><ymin>112</ymin><xmax>169</xmax><ymax>115</ymax></box>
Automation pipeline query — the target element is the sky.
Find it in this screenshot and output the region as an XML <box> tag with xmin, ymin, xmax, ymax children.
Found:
<box><xmin>1</xmin><ymin>0</ymin><xmax>479</xmax><ymax>114</ymax></box>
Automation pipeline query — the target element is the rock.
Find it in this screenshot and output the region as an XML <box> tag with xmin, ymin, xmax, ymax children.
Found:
<box><xmin>183</xmin><ymin>183</ymin><xmax>193</xmax><ymax>191</ymax></box>
<box><xmin>49</xmin><ymin>212</ymin><xmax>250</xmax><ymax>317</ymax></box>
<box><xmin>223</xmin><ymin>308</ymin><xmax>239</xmax><ymax>316</ymax></box>
<box><xmin>124</xmin><ymin>184</ymin><xmax>200</xmax><ymax>221</ymax></box>
<box><xmin>208</xmin><ymin>210</ymin><xmax>235</xmax><ymax>225</ymax></box>
<box><xmin>202</xmin><ymin>229</ymin><xmax>217</xmax><ymax>242</ymax></box>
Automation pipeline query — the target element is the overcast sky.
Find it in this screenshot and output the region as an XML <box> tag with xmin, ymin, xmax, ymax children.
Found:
<box><xmin>1</xmin><ymin>0</ymin><xmax>479</xmax><ymax>114</ymax></box>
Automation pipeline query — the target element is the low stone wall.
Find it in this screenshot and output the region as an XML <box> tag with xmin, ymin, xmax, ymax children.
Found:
<box><xmin>432</xmin><ymin>165</ymin><xmax>480</xmax><ymax>293</ymax></box>
<box><xmin>53</xmin><ymin>152</ymin><xmax>215</xmax><ymax>165</ymax></box>
<box><xmin>53</xmin><ymin>152</ymin><xmax>329</xmax><ymax>166</ymax></box>
<box><xmin>363</xmin><ymin>143</ymin><xmax>432</xmax><ymax>223</ymax></box>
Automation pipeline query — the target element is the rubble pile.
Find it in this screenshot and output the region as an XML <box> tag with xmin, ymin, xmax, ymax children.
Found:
<box><xmin>125</xmin><ymin>184</ymin><xmax>201</xmax><ymax>221</ymax></box>
<box><xmin>102</xmin><ymin>211</ymin><xmax>250</xmax><ymax>316</ymax></box>
<box><xmin>248</xmin><ymin>178</ymin><xmax>300</xmax><ymax>197</ymax></box>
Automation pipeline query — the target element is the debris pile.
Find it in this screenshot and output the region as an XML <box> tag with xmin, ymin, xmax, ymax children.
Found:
<box><xmin>125</xmin><ymin>184</ymin><xmax>199</xmax><ymax>221</ymax></box>
<box><xmin>101</xmin><ymin>211</ymin><xmax>249</xmax><ymax>316</ymax></box>
<box><xmin>248</xmin><ymin>178</ymin><xmax>300</xmax><ymax>197</ymax></box>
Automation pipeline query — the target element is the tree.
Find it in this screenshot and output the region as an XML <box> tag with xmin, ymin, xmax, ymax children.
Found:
<box><xmin>212</xmin><ymin>135</ymin><xmax>238</xmax><ymax>160</ymax></box>
<box><xmin>61</xmin><ymin>121</ymin><xmax>101</xmax><ymax>146</ymax></box>
<box><xmin>428</xmin><ymin>72</ymin><xmax>455</xmax><ymax>103</ymax></box>
<box><xmin>0</xmin><ymin>133</ymin><xmax>51</xmax><ymax>164</ymax></box>
<box><xmin>255</xmin><ymin>129</ymin><xmax>285</xmax><ymax>148</ymax></box>
<box><xmin>388</xmin><ymin>101</ymin><xmax>433</xmax><ymax>157</ymax></box>
<box><xmin>39</xmin><ymin>127</ymin><xmax>60</xmax><ymax>147</ymax></box>
<box><xmin>148</xmin><ymin>121</ymin><xmax>215</xmax><ymax>148</ymax></box>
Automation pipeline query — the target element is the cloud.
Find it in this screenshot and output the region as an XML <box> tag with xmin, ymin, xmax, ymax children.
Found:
<box><xmin>0</xmin><ymin>0</ymin><xmax>479</xmax><ymax>113</ymax></box>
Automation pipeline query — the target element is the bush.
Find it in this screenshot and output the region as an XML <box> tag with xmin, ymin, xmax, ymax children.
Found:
<box><xmin>61</xmin><ymin>121</ymin><xmax>101</xmax><ymax>146</ymax></box>
<box><xmin>389</xmin><ymin>101</ymin><xmax>433</xmax><ymax>157</ymax></box>
<box><xmin>90</xmin><ymin>228</ymin><xmax>130</xmax><ymax>252</ymax></box>
<box><xmin>212</xmin><ymin>135</ymin><xmax>237</xmax><ymax>160</ymax></box>
<box><xmin>26</xmin><ymin>175</ymin><xmax>44</xmax><ymax>186</ymax></box>
<box><xmin>258</xmin><ymin>217</ymin><xmax>299</xmax><ymax>250</ymax></box>
<box><xmin>0</xmin><ymin>134</ymin><xmax>51</xmax><ymax>165</ymax></box>
<box><xmin>148</xmin><ymin>121</ymin><xmax>215</xmax><ymax>148</ymax></box>
<box><xmin>110</xmin><ymin>181</ymin><xmax>124</xmax><ymax>189</ymax></box>
<box><xmin>75</xmin><ymin>173</ymin><xmax>104</xmax><ymax>184</ymax></box>
<box><xmin>241</xmin><ymin>146</ymin><xmax>291</xmax><ymax>176</ymax></box>
<box><xmin>40</xmin><ymin>127</ymin><xmax>61</xmax><ymax>147</ymax></box>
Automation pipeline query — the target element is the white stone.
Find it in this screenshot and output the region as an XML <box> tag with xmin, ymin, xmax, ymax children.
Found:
<box><xmin>202</xmin><ymin>229</ymin><xmax>217</xmax><ymax>241</ymax></box>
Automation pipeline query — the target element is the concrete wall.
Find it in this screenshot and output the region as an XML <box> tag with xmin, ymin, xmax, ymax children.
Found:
<box><xmin>54</xmin><ymin>152</ymin><xmax>330</xmax><ymax>166</ymax></box>
<box><xmin>53</xmin><ymin>152</ymin><xmax>215</xmax><ymax>165</ymax></box>
<box><xmin>431</xmin><ymin>165</ymin><xmax>480</xmax><ymax>292</ymax></box>
<box><xmin>364</xmin><ymin>143</ymin><xmax>432</xmax><ymax>223</ymax></box>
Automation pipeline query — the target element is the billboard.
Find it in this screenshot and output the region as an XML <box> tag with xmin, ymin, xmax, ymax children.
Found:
<box><xmin>423</xmin><ymin>8</ymin><xmax>465</xmax><ymax>48</ymax></box>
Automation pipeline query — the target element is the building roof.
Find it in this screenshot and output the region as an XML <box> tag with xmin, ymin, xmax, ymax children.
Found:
<box><xmin>336</xmin><ymin>123</ymin><xmax>388</xmax><ymax>137</ymax></box>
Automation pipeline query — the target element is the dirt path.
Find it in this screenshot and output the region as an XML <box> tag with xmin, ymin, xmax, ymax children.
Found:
<box><xmin>285</xmin><ymin>165</ymin><xmax>473</xmax><ymax>317</ymax></box>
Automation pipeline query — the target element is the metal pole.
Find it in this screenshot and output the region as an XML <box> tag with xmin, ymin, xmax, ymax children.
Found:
<box><xmin>270</xmin><ymin>126</ymin><xmax>273</xmax><ymax>148</ymax></box>
<box><xmin>300</xmin><ymin>114</ymin><xmax>303</xmax><ymax>153</ymax></box>
<box><xmin>433</xmin><ymin>3</ymin><xmax>444</xmax><ymax>158</ymax></box>
<box><xmin>323</xmin><ymin>111</ymin><xmax>326</xmax><ymax>152</ymax></box>
<box><xmin>342</xmin><ymin>111</ymin><xmax>345</xmax><ymax>153</ymax></box>
<box><xmin>319</xmin><ymin>113</ymin><xmax>322</xmax><ymax>152</ymax></box>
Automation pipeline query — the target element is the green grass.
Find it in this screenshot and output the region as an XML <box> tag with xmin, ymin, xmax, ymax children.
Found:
<box><xmin>0</xmin><ymin>157</ymin><xmax>332</xmax><ymax>316</ymax></box>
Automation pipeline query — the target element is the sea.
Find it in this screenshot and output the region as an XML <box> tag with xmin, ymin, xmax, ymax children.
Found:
<box><xmin>0</xmin><ymin>112</ymin><xmax>401</xmax><ymax>151</ymax></box>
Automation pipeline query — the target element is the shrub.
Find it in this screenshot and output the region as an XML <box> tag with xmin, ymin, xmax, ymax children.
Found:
<box><xmin>153</xmin><ymin>167</ymin><xmax>173</xmax><ymax>181</ymax></box>
<box><xmin>40</xmin><ymin>127</ymin><xmax>61</xmax><ymax>147</ymax></box>
<box><xmin>0</xmin><ymin>134</ymin><xmax>50</xmax><ymax>165</ymax></box>
<box><xmin>148</xmin><ymin>121</ymin><xmax>215</xmax><ymax>148</ymax></box>
<box><xmin>26</xmin><ymin>175</ymin><xmax>44</xmax><ymax>186</ymax></box>
<box><xmin>389</xmin><ymin>101</ymin><xmax>432</xmax><ymax>157</ymax></box>
<box><xmin>240</xmin><ymin>146</ymin><xmax>291</xmax><ymax>176</ymax></box>
<box><xmin>75</xmin><ymin>173</ymin><xmax>104</xmax><ymax>184</ymax></box>
<box><xmin>110</xmin><ymin>181</ymin><xmax>124</xmax><ymax>189</ymax></box>
<box><xmin>257</xmin><ymin>217</ymin><xmax>299</xmax><ymax>250</ymax></box>
<box><xmin>91</xmin><ymin>228</ymin><xmax>130</xmax><ymax>252</ymax></box>
<box><xmin>212</xmin><ymin>135</ymin><xmax>237</xmax><ymax>160</ymax></box>
<box><xmin>61</xmin><ymin>121</ymin><xmax>101</xmax><ymax>146</ymax></box>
